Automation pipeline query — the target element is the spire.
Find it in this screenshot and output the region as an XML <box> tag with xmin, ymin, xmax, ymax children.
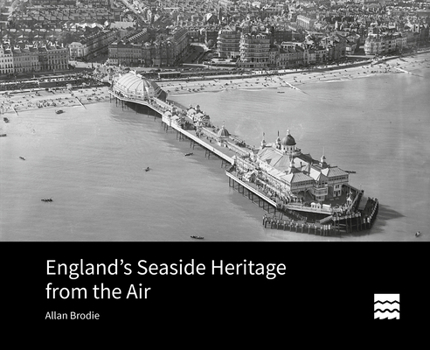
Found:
<box><xmin>276</xmin><ymin>130</ymin><xmax>281</xmax><ymax>149</ymax></box>
<box><xmin>260</xmin><ymin>132</ymin><xmax>266</xmax><ymax>149</ymax></box>
<box><xmin>320</xmin><ymin>147</ymin><xmax>326</xmax><ymax>165</ymax></box>
<box><xmin>320</xmin><ymin>147</ymin><xmax>327</xmax><ymax>167</ymax></box>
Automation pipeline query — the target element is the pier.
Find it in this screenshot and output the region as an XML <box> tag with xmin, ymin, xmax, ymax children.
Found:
<box><xmin>110</xmin><ymin>86</ymin><xmax>379</xmax><ymax>237</ymax></box>
<box><xmin>226</xmin><ymin>171</ymin><xmax>277</xmax><ymax>213</ymax></box>
<box><xmin>110</xmin><ymin>90</ymin><xmax>235</xmax><ymax>165</ymax></box>
<box><xmin>162</xmin><ymin>114</ymin><xmax>234</xmax><ymax>165</ymax></box>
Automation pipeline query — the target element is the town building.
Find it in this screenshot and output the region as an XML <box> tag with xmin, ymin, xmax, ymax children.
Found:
<box><xmin>11</xmin><ymin>44</ymin><xmax>40</xmax><ymax>73</ymax></box>
<box><xmin>296</xmin><ymin>15</ymin><xmax>316</xmax><ymax>31</ymax></box>
<box><xmin>69</xmin><ymin>30</ymin><xmax>118</xmax><ymax>60</ymax></box>
<box><xmin>108</xmin><ymin>29</ymin><xmax>150</xmax><ymax>65</ymax></box>
<box><xmin>0</xmin><ymin>44</ymin><xmax>14</xmax><ymax>75</ymax></box>
<box><xmin>44</xmin><ymin>42</ymin><xmax>69</xmax><ymax>71</ymax></box>
<box><xmin>364</xmin><ymin>32</ymin><xmax>407</xmax><ymax>55</ymax></box>
<box><xmin>108</xmin><ymin>27</ymin><xmax>188</xmax><ymax>67</ymax></box>
<box><xmin>238</xmin><ymin>32</ymin><xmax>270</xmax><ymax>68</ymax></box>
<box><xmin>217</xmin><ymin>26</ymin><xmax>241</xmax><ymax>58</ymax></box>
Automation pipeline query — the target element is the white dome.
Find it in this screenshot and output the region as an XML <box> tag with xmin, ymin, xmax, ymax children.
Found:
<box><xmin>113</xmin><ymin>72</ymin><xmax>162</xmax><ymax>100</ymax></box>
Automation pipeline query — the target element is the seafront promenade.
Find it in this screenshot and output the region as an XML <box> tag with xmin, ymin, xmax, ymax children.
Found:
<box><xmin>1</xmin><ymin>51</ymin><xmax>429</xmax><ymax>116</ymax></box>
<box><xmin>157</xmin><ymin>51</ymin><xmax>430</xmax><ymax>96</ymax></box>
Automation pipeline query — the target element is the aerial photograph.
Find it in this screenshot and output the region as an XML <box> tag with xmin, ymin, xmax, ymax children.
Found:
<box><xmin>1</xmin><ymin>0</ymin><xmax>429</xmax><ymax>241</ymax></box>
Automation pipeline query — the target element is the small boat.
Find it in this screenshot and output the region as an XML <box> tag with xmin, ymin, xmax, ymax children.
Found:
<box><xmin>41</xmin><ymin>198</ymin><xmax>53</xmax><ymax>202</ymax></box>
<box><xmin>55</xmin><ymin>110</ymin><xmax>64</xmax><ymax>114</ymax></box>
<box><xmin>416</xmin><ymin>231</ymin><xmax>421</xmax><ymax>237</ymax></box>
<box><xmin>145</xmin><ymin>167</ymin><xmax>150</xmax><ymax>172</ymax></box>
<box><xmin>0</xmin><ymin>134</ymin><xmax>6</xmax><ymax>137</ymax></box>
<box><xmin>19</xmin><ymin>156</ymin><xmax>26</xmax><ymax>160</ymax></box>
<box><xmin>190</xmin><ymin>235</ymin><xmax>204</xmax><ymax>240</ymax></box>
<box><xmin>185</xmin><ymin>152</ymin><xmax>193</xmax><ymax>156</ymax></box>
<box><xmin>3</xmin><ymin>117</ymin><xmax>9</xmax><ymax>123</ymax></box>
<box><xmin>277</xmin><ymin>91</ymin><xmax>285</xmax><ymax>93</ymax></box>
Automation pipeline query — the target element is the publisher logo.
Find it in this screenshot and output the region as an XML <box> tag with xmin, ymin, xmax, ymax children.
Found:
<box><xmin>374</xmin><ymin>294</ymin><xmax>400</xmax><ymax>320</ymax></box>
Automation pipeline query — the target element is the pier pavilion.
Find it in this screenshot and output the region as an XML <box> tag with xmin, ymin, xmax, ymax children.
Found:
<box><xmin>112</xmin><ymin>71</ymin><xmax>167</xmax><ymax>102</ymax></box>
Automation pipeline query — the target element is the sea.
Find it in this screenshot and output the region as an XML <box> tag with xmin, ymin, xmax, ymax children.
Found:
<box><xmin>1</xmin><ymin>56</ymin><xmax>429</xmax><ymax>241</ymax></box>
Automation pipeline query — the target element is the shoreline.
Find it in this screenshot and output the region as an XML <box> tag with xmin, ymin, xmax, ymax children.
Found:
<box><xmin>1</xmin><ymin>51</ymin><xmax>429</xmax><ymax>116</ymax></box>
<box><xmin>158</xmin><ymin>53</ymin><xmax>430</xmax><ymax>96</ymax></box>
<box><xmin>0</xmin><ymin>86</ymin><xmax>111</xmax><ymax>115</ymax></box>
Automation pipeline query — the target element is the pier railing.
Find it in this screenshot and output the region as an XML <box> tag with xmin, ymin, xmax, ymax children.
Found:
<box><xmin>285</xmin><ymin>203</ymin><xmax>333</xmax><ymax>214</ymax></box>
<box><xmin>162</xmin><ymin>115</ymin><xmax>234</xmax><ymax>165</ymax></box>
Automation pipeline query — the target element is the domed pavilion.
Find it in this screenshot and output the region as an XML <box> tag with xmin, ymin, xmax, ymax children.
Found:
<box><xmin>113</xmin><ymin>71</ymin><xmax>167</xmax><ymax>101</ymax></box>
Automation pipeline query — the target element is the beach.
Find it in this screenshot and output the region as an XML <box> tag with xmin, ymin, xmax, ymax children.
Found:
<box><xmin>157</xmin><ymin>55</ymin><xmax>430</xmax><ymax>96</ymax></box>
<box><xmin>1</xmin><ymin>54</ymin><xmax>429</xmax><ymax>116</ymax></box>
<box><xmin>0</xmin><ymin>85</ymin><xmax>111</xmax><ymax>115</ymax></box>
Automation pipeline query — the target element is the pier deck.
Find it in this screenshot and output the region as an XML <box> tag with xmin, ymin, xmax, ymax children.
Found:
<box><xmin>110</xmin><ymin>90</ymin><xmax>378</xmax><ymax>236</ymax></box>
<box><xmin>226</xmin><ymin>171</ymin><xmax>277</xmax><ymax>213</ymax></box>
<box><xmin>163</xmin><ymin>116</ymin><xmax>234</xmax><ymax>165</ymax></box>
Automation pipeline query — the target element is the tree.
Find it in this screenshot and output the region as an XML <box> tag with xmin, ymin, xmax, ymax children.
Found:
<box><xmin>207</xmin><ymin>39</ymin><xmax>215</xmax><ymax>49</ymax></box>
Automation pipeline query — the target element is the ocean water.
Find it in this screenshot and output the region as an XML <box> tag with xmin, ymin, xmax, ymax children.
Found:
<box><xmin>1</xmin><ymin>59</ymin><xmax>429</xmax><ymax>241</ymax></box>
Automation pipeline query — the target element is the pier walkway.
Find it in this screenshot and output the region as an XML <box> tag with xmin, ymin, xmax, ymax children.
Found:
<box><xmin>110</xmin><ymin>91</ymin><xmax>234</xmax><ymax>165</ymax></box>
<box><xmin>162</xmin><ymin>115</ymin><xmax>234</xmax><ymax>165</ymax></box>
<box><xmin>226</xmin><ymin>171</ymin><xmax>277</xmax><ymax>213</ymax></box>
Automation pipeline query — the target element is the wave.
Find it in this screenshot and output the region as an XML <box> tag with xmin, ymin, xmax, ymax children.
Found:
<box><xmin>374</xmin><ymin>311</ymin><xmax>400</xmax><ymax>320</ymax></box>
<box><xmin>374</xmin><ymin>309</ymin><xmax>400</xmax><ymax>313</ymax></box>
<box><xmin>374</xmin><ymin>300</ymin><xmax>399</xmax><ymax>305</ymax></box>
<box><xmin>374</xmin><ymin>303</ymin><xmax>400</xmax><ymax>312</ymax></box>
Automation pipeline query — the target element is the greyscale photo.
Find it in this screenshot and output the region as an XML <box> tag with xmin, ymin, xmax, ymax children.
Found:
<box><xmin>1</xmin><ymin>0</ymin><xmax>429</xmax><ymax>241</ymax></box>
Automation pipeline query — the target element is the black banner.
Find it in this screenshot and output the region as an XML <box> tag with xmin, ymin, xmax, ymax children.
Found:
<box><xmin>2</xmin><ymin>242</ymin><xmax>428</xmax><ymax>331</ymax></box>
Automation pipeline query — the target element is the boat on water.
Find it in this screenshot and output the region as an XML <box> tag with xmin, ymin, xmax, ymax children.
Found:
<box><xmin>19</xmin><ymin>156</ymin><xmax>26</xmax><ymax>160</ymax></box>
<box><xmin>190</xmin><ymin>235</ymin><xmax>204</xmax><ymax>240</ymax></box>
<box><xmin>145</xmin><ymin>167</ymin><xmax>150</xmax><ymax>172</ymax></box>
<box><xmin>41</xmin><ymin>198</ymin><xmax>53</xmax><ymax>202</ymax></box>
<box><xmin>185</xmin><ymin>152</ymin><xmax>193</xmax><ymax>156</ymax></box>
<box><xmin>277</xmin><ymin>91</ymin><xmax>285</xmax><ymax>93</ymax></box>
<box><xmin>55</xmin><ymin>110</ymin><xmax>64</xmax><ymax>114</ymax></box>
<box><xmin>0</xmin><ymin>134</ymin><xmax>6</xmax><ymax>137</ymax></box>
<box><xmin>3</xmin><ymin>117</ymin><xmax>9</xmax><ymax>123</ymax></box>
